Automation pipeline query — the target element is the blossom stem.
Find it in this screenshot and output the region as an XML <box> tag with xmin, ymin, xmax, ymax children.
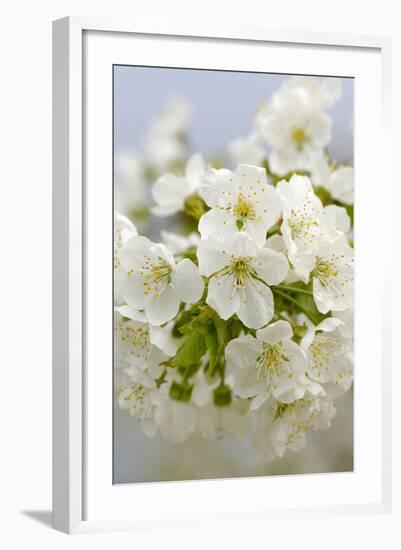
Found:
<box><xmin>155</xmin><ymin>367</ymin><xmax>168</xmax><ymax>388</ymax></box>
<box><xmin>274</xmin><ymin>285</ymin><xmax>313</xmax><ymax>297</ymax></box>
<box><xmin>272</xmin><ymin>288</ymin><xmax>318</xmax><ymax>325</ymax></box>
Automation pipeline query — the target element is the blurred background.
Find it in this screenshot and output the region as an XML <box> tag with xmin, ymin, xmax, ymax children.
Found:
<box><xmin>114</xmin><ymin>66</ymin><xmax>353</xmax><ymax>161</ymax></box>
<box><xmin>113</xmin><ymin>66</ymin><xmax>354</xmax><ymax>484</ymax></box>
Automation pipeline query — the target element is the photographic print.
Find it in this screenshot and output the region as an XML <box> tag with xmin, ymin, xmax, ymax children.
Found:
<box><xmin>113</xmin><ymin>66</ymin><xmax>354</xmax><ymax>484</ymax></box>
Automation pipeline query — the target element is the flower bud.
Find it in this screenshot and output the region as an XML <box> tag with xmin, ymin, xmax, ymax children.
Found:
<box><xmin>169</xmin><ymin>380</ymin><xmax>193</xmax><ymax>403</ymax></box>
<box><xmin>213</xmin><ymin>384</ymin><xmax>232</xmax><ymax>407</ymax></box>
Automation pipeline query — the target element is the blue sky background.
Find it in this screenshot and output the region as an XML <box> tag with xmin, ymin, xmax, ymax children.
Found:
<box><xmin>113</xmin><ymin>65</ymin><xmax>353</xmax><ymax>162</ymax></box>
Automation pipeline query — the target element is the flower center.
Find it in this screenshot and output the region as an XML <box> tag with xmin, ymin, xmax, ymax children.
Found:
<box><xmin>313</xmin><ymin>253</ymin><xmax>353</xmax><ymax>304</ymax></box>
<box><xmin>288</xmin><ymin>212</ymin><xmax>320</xmax><ymax>241</ymax></box>
<box><xmin>141</xmin><ymin>255</ymin><xmax>172</xmax><ymax>299</ymax></box>
<box><xmin>256</xmin><ymin>342</ymin><xmax>289</xmax><ymax>386</ymax></box>
<box><xmin>291</xmin><ymin>127</ymin><xmax>309</xmax><ymax>150</ymax></box>
<box><xmin>274</xmin><ymin>401</ymin><xmax>291</xmax><ymax>418</ymax></box>
<box><xmin>115</xmin><ymin>322</ymin><xmax>150</xmax><ymax>358</ymax></box>
<box><xmin>121</xmin><ymin>383</ymin><xmax>152</xmax><ymax>420</ymax></box>
<box><xmin>229</xmin><ymin>256</ymin><xmax>256</xmax><ymax>288</ymax></box>
<box><xmin>213</xmin><ymin>255</ymin><xmax>258</xmax><ymax>298</ymax></box>
<box><xmin>309</xmin><ymin>334</ymin><xmax>341</xmax><ymax>378</ymax></box>
<box><xmin>233</xmin><ymin>193</ymin><xmax>258</xmax><ymax>229</ymax></box>
<box><xmin>314</xmin><ymin>258</ymin><xmax>338</xmax><ymax>281</ymax></box>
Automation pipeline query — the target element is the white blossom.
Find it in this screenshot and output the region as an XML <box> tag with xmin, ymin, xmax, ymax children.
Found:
<box><xmin>120</xmin><ymin>235</ymin><xmax>204</xmax><ymax>325</ymax></box>
<box><xmin>255</xmin><ymin>76</ymin><xmax>341</xmax><ymax>175</ymax></box>
<box><xmin>284</xmin><ymin>76</ymin><xmax>342</xmax><ymax>110</ymax></box>
<box><xmin>301</xmin><ymin>317</ymin><xmax>353</xmax><ymax>394</ymax></box>
<box><xmin>225</xmin><ymin>320</ymin><xmax>307</xmax><ymax>408</ymax></box>
<box><xmin>252</xmin><ymin>393</ymin><xmax>336</xmax><ymax>463</ymax></box>
<box><xmin>312</xmin><ymin>235</ymin><xmax>354</xmax><ymax>314</ymax></box>
<box><xmin>277</xmin><ymin>175</ymin><xmax>338</xmax><ymax>283</ymax></box>
<box><xmin>151</xmin><ymin>153</ymin><xmax>206</xmax><ymax>216</ymax></box>
<box><xmin>115</xmin><ymin>316</ymin><xmax>175</xmax><ymax>371</ymax></box>
<box><xmin>114</xmin><ymin>212</ymin><xmax>137</xmax><ymax>304</ymax></box>
<box><xmin>114</xmin><ymin>153</ymin><xmax>148</xmax><ymax>216</ymax></box>
<box><xmin>310</xmin><ymin>152</ymin><xmax>354</xmax><ymax>205</ymax></box>
<box><xmin>197</xmin><ymin>233</ymin><xmax>288</xmax><ymax>329</ymax></box>
<box><xmin>116</xmin><ymin>369</ymin><xmax>158</xmax><ymax>438</ymax></box>
<box><xmin>199</xmin><ymin>164</ymin><xmax>281</xmax><ymax>246</ymax></box>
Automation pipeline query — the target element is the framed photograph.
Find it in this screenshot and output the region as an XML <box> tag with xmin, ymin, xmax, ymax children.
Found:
<box><xmin>52</xmin><ymin>17</ymin><xmax>392</xmax><ymax>534</ymax></box>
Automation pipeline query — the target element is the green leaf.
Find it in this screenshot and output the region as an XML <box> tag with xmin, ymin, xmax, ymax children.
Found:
<box><xmin>213</xmin><ymin>314</ymin><xmax>228</xmax><ymax>348</ymax></box>
<box><xmin>171</xmin><ymin>331</ymin><xmax>207</xmax><ymax>369</ymax></box>
<box><xmin>177</xmin><ymin>306</ymin><xmax>213</xmax><ymax>335</ymax></box>
<box><xmin>173</xmin><ymin>307</ymin><xmax>199</xmax><ymax>337</ymax></box>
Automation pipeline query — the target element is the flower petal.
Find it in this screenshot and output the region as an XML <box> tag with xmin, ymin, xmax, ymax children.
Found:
<box><xmin>253</xmin><ymin>184</ymin><xmax>282</xmax><ymax>229</ymax></box>
<box><xmin>237</xmin><ymin>278</ymin><xmax>274</xmax><ymax>329</ymax></box>
<box><xmin>225</xmin><ymin>335</ymin><xmax>263</xmax><ymax>397</ymax></box>
<box><xmin>119</xmin><ymin>235</ymin><xmax>153</xmax><ymax>272</ymax></box>
<box><xmin>315</xmin><ymin>317</ymin><xmax>344</xmax><ymax>333</ymax></box>
<box><xmin>324</xmin><ymin>204</ymin><xmax>351</xmax><ymax>233</ymax></box>
<box><xmin>196</xmin><ymin>237</ymin><xmax>228</xmax><ymax>277</ymax></box>
<box><xmin>207</xmin><ymin>273</ymin><xmax>241</xmax><ymax>320</ymax></box>
<box><xmin>151</xmin><ymin>174</ymin><xmax>189</xmax><ymax>214</ymax></box>
<box><xmin>224</xmin><ymin>232</ymin><xmax>259</xmax><ymax>258</ymax></box>
<box><xmin>144</xmin><ymin>285</ymin><xmax>180</xmax><ymax>325</ymax></box>
<box><xmin>149</xmin><ymin>324</ymin><xmax>176</xmax><ymax>356</ymax></box>
<box><xmin>198</xmin><ymin>208</ymin><xmax>237</xmax><ymax>241</ymax></box>
<box><xmin>233</xmin><ymin>163</ymin><xmax>267</xmax><ymax>189</ymax></box>
<box><xmin>256</xmin><ymin>320</ymin><xmax>293</xmax><ymax>344</ymax></box>
<box><xmin>185</xmin><ymin>153</ymin><xmax>205</xmax><ymax>192</ymax></box>
<box><xmin>277</xmin><ymin>175</ymin><xmax>317</xmax><ymax>215</ymax></box>
<box><xmin>329</xmin><ymin>166</ymin><xmax>353</xmax><ymax>205</ymax></box>
<box><xmin>199</xmin><ymin>168</ymin><xmax>233</xmax><ymax>207</ymax></box>
<box><xmin>225</xmin><ymin>334</ymin><xmax>261</xmax><ymax>370</ymax></box>
<box><xmin>254</xmin><ymin>247</ymin><xmax>289</xmax><ymax>285</ymax></box>
<box><xmin>171</xmin><ymin>258</ymin><xmax>204</xmax><ymax>304</ymax></box>
<box><xmin>114</xmin><ymin>304</ymin><xmax>147</xmax><ymax>322</ymax></box>
<box><xmin>121</xmin><ymin>274</ymin><xmax>146</xmax><ymax>310</ymax></box>
<box><xmin>244</xmin><ymin>219</ymin><xmax>269</xmax><ymax>247</ymax></box>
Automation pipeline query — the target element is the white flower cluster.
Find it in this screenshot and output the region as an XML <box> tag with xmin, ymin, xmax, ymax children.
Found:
<box><xmin>114</xmin><ymin>76</ymin><xmax>354</xmax><ymax>464</ymax></box>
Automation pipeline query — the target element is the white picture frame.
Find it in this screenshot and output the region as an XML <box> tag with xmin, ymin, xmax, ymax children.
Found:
<box><xmin>52</xmin><ymin>16</ymin><xmax>392</xmax><ymax>534</ymax></box>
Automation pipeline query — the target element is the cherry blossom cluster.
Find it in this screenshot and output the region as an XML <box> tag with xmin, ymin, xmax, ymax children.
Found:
<box><xmin>114</xmin><ymin>76</ymin><xmax>353</xmax><ymax>463</ymax></box>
